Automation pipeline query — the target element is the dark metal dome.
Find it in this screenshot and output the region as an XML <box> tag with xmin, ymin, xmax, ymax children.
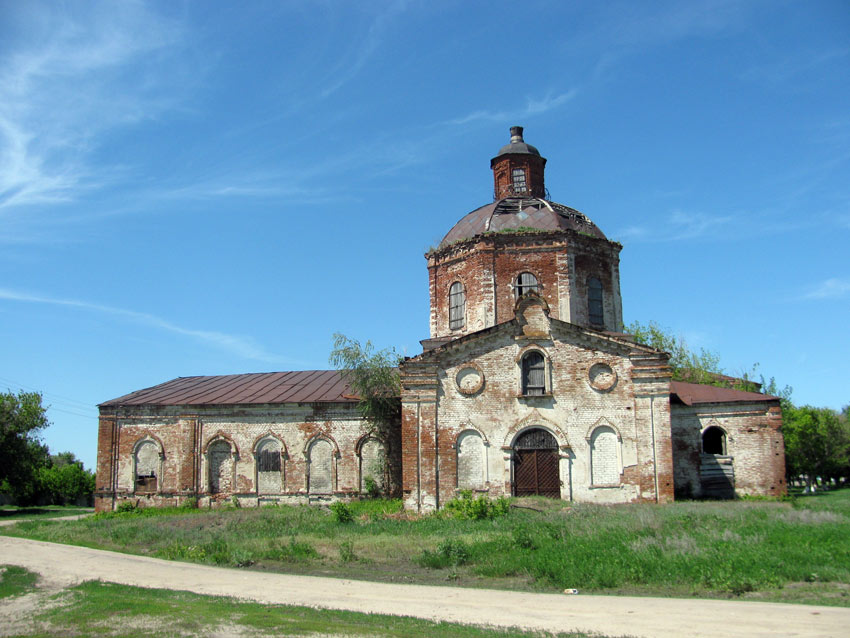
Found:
<box><xmin>438</xmin><ymin>197</ymin><xmax>607</xmax><ymax>249</ymax></box>
<box><xmin>492</xmin><ymin>126</ymin><xmax>542</xmax><ymax>159</ymax></box>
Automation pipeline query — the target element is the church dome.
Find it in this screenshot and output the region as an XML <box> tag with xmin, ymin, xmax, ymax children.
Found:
<box><xmin>439</xmin><ymin>196</ymin><xmax>607</xmax><ymax>249</ymax></box>
<box><xmin>493</xmin><ymin>126</ymin><xmax>542</xmax><ymax>158</ymax></box>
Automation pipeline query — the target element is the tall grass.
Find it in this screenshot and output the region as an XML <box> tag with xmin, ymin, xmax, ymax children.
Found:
<box><xmin>4</xmin><ymin>490</ymin><xmax>849</xmax><ymax>602</ymax></box>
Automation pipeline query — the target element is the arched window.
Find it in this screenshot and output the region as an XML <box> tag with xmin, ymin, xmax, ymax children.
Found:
<box><xmin>360</xmin><ymin>437</ymin><xmax>386</xmax><ymax>494</ymax></box>
<box><xmin>516</xmin><ymin>272</ymin><xmax>539</xmax><ymax>298</ymax></box>
<box><xmin>590</xmin><ymin>426</ymin><xmax>620</xmax><ymax>485</ymax></box>
<box><xmin>702</xmin><ymin>426</ymin><xmax>726</xmax><ymax>455</ymax></box>
<box><xmin>521</xmin><ymin>351</ymin><xmax>546</xmax><ymax>396</ymax></box>
<box><xmin>256</xmin><ymin>438</ymin><xmax>282</xmax><ymax>494</ymax></box>
<box><xmin>308</xmin><ymin>438</ymin><xmax>333</xmax><ymax>494</ymax></box>
<box><xmin>588</xmin><ymin>277</ymin><xmax>604</xmax><ymax>326</ymax></box>
<box><xmin>449</xmin><ymin>281</ymin><xmax>465</xmax><ymax>330</ymax></box>
<box><xmin>208</xmin><ymin>440</ymin><xmax>233</xmax><ymax>494</ymax></box>
<box><xmin>134</xmin><ymin>440</ymin><xmax>160</xmax><ymax>493</ymax></box>
<box><xmin>457</xmin><ymin>430</ymin><xmax>485</xmax><ymax>489</ymax></box>
<box><xmin>512</xmin><ymin>168</ymin><xmax>527</xmax><ymax>194</ymax></box>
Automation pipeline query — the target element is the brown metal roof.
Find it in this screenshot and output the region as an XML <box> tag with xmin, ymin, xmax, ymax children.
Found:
<box><xmin>670</xmin><ymin>381</ymin><xmax>778</xmax><ymax>406</ymax></box>
<box><xmin>100</xmin><ymin>370</ymin><xmax>356</xmax><ymax>407</ymax></box>
<box><xmin>439</xmin><ymin>197</ymin><xmax>607</xmax><ymax>249</ymax></box>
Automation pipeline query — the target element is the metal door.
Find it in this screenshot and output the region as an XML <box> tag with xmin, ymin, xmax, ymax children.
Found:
<box><xmin>513</xmin><ymin>428</ymin><xmax>560</xmax><ymax>498</ymax></box>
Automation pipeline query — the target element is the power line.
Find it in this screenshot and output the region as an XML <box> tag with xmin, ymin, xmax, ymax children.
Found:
<box><xmin>0</xmin><ymin>375</ymin><xmax>95</xmax><ymax>411</ymax></box>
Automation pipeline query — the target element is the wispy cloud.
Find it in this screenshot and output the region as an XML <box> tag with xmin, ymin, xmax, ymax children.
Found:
<box><xmin>319</xmin><ymin>0</ymin><xmax>411</xmax><ymax>99</ymax></box>
<box><xmin>0</xmin><ymin>287</ymin><xmax>284</xmax><ymax>362</ymax></box>
<box><xmin>802</xmin><ymin>278</ymin><xmax>850</xmax><ymax>300</ymax></box>
<box><xmin>0</xmin><ymin>2</ymin><xmax>188</xmax><ymax>211</ymax></box>
<box><xmin>618</xmin><ymin>209</ymin><xmax>734</xmax><ymax>242</ymax></box>
<box><xmin>448</xmin><ymin>91</ymin><xmax>578</xmax><ymax>126</ymax></box>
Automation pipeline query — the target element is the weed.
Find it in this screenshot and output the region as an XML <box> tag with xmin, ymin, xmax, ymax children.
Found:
<box><xmin>264</xmin><ymin>537</ymin><xmax>318</xmax><ymax>562</ymax></box>
<box><xmin>417</xmin><ymin>538</ymin><xmax>470</xmax><ymax>569</ymax></box>
<box><xmin>181</xmin><ymin>497</ymin><xmax>199</xmax><ymax>510</ymax></box>
<box><xmin>115</xmin><ymin>501</ymin><xmax>139</xmax><ymax>514</ymax></box>
<box><xmin>444</xmin><ymin>491</ymin><xmax>510</xmax><ymax>520</ymax></box>
<box><xmin>330</xmin><ymin>501</ymin><xmax>354</xmax><ymax>524</ymax></box>
<box><xmin>338</xmin><ymin>540</ymin><xmax>357</xmax><ymax>563</ymax></box>
<box><xmin>363</xmin><ymin>475</ymin><xmax>380</xmax><ymax>499</ymax></box>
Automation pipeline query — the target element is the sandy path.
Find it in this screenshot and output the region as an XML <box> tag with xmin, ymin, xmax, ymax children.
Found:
<box><xmin>1</xmin><ymin>535</ymin><xmax>848</xmax><ymax>638</ymax></box>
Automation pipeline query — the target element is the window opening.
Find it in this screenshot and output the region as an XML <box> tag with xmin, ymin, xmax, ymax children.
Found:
<box><xmin>516</xmin><ymin>272</ymin><xmax>539</xmax><ymax>297</ymax></box>
<box><xmin>702</xmin><ymin>426</ymin><xmax>726</xmax><ymax>455</ymax></box>
<box><xmin>588</xmin><ymin>277</ymin><xmax>604</xmax><ymax>326</ymax></box>
<box><xmin>522</xmin><ymin>351</ymin><xmax>546</xmax><ymax>395</ymax></box>
<box><xmin>135</xmin><ymin>441</ymin><xmax>159</xmax><ymax>493</ymax></box>
<box><xmin>512</xmin><ymin>168</ymin><xmax>527</xmax><ymax>194</ymax></box>
<box><xmin>449</xmin><ymin>281</ymin><xmax>465</xmax><ymax>330</ymax></box>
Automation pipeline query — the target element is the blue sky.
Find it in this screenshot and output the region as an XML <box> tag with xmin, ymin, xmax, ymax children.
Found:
<box><xmin>1</xmin><ymin>0</ymin><xmax>848</xmax><ymax>471</ymax></box>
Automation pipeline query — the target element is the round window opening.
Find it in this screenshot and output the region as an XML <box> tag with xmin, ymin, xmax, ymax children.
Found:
<box><xmin>588</xmin><ymin>363</ymin><xmax>617</xmax><ymax>392</ymax></box>
<box><xmin>456</xmin><ymin>365</ymin><xmax>485</xmax><ymax>395</ymax></box>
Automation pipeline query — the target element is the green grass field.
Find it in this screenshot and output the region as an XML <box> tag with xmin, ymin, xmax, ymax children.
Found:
<box><xmin>3</xmin><ymin>489</ymin><xmax>849</xmax><ymax>605</ymax></box>
<box><xmin>0</xmin><ymin>565</ymin><xmax>614</xmax><ymax>638</ymax></box>
<box><xmin>0</xmin><ymin>505</ymin><xmax>93</xmax><ymax>521</ymax></box>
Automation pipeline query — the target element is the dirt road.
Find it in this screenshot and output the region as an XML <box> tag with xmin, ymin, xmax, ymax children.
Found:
<box><xmin>1</xmin><ymin>535</ymin><xmax>847</xmax><ymax>637</ymax></box>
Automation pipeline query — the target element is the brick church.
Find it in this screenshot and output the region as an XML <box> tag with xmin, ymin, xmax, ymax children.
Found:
<box><xmin>95</xmin><ymin>127</ymin><xmax>786</xmax><ymax>512</ymax></box>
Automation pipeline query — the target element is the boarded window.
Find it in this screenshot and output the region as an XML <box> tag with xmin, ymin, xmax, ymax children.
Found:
<box><xmin>135</xmin><ymin>441</ymin><xmax>159</xmax><ymax>493</ymax></box>
<box><xmin>360</xmin><ymin>438</ymin><xmax>386</xmax><ymax>493</ymax></box>
<box><xmin>309</xmin><ymin>439</ymin><xmax>333</xmax><ymax>494</ymax></box>
<box><xmin>588</xmin><ymin>277</ymin><xmax>604</xmax><ymax>326</ymax></box>
<box><xmin>208</xmin><ymin>440</ymin><xmax>232</xmax><ymax>494</ymax></box>
<box><xmin>702</xmin><ymin>426</ymin><xmax>726</xmax><ymax>455</ymax></box>
<box><xmin>512</xmin><ymin>168</ymin><xmax>527</xmax><ymax>194</ymax></box>
<box><xmin>516</xmin><ymin>272</ymin><xmax>539</xmax><ymax>297</ymax></box>
<box><xmin>522</xmin><ymin>351</ymin><xmax>546</xmax><ymax>396</ymax></box>
<box><xmin>256</xmin><ymin>438</ymin><xmax>282</xmax><ymax>494</ymax></box>
<box><xmin>457</xmin><ymin>431</ymin><xmax>485</xmax><ymax>489</ymax></box>
<box><xmin>449</xmin><ymin>282</ymin><xmax>465</xmax><ymax>330</ymax></box>
<box><xmin>590</xmin><ymin>426</ymin><xmax>619</xmax><ymax>485</ymax></box>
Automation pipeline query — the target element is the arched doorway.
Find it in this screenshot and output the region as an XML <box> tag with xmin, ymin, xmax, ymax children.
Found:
<box><xmin>513</xmin><ymin>428</ymin><xmax>560</xmax><ymax>498</ymax></box>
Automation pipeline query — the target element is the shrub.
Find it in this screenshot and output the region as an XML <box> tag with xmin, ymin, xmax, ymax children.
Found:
<box><xmin>330</xmin><ymin>501</ymin><xmax>354</xmax><ymax>523</ymax></box>
<box><xmin>181</xmin><ymin>497</ymin><xmax>199</xmax><ymax>510</ymax></box>
<box><xmin>444</xmin><ymin>490</ymin><xmax>510</xmax><ymax>520</ymax></box>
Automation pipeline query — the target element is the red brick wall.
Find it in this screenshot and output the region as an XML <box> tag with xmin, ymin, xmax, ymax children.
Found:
<box><xmin>428</xmin><ymin>232</ymin><xmax>623</xmax><ymax>339</ymax></box>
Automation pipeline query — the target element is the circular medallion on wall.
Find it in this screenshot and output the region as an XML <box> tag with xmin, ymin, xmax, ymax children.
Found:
<box><xmin>588</xmin><ymin>362</ymin><xmax>617</xmax><ymax>392</ymax></box>
<box><xmin>456</xmin><ymin>363</ymin><xmax>485</xmax><ymax>395</ymax></box>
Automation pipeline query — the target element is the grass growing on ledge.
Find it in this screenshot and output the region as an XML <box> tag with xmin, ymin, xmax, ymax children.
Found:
<box><xmin>3</xmin><ymin>491</ymin><xmax>850</xmax><ymax>605</ymax></box>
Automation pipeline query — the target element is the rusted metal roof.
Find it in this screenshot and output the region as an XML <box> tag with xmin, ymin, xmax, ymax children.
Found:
<box><xmin>439</xmin><ymin>197</ymin><xmax>607</xmax><ymax>249</ymax></box>
<box><xmin>100</xmin><ymin>370</ymin><xmax>356</xmax><ymax>407</ymax></box>
<box><xmin>670</xmin><ymin>381</ymin><xmax>778</xmax><ymax>406</ymax></box>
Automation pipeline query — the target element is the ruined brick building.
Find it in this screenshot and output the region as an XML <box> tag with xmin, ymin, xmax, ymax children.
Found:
<box><xmin>95</xmin><ymin>127</ymin><xmax>786</xmax><ymax>512</ymax></box>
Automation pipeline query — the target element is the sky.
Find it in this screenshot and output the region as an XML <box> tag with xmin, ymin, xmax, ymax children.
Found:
<box><xmin>1</xmin><ymin>0</ymin><xmax>848</xmax><ymax>472</ymax></box>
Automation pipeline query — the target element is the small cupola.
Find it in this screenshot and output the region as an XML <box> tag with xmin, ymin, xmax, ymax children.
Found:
<box><xmin>490</xmin><ymin>126</ymin><xmax>547</xmax><ymax>199</ymax></box>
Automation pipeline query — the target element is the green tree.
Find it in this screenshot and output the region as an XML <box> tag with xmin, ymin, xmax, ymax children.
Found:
<box><xmin>329</xmin><ymin>334</ymin><xmax>401</xmax><ymax>496</ymax></box>
<box><xmin>0</xmin><ymin>391</ymin><xmax>51</xmax><ymax>503</ymax></box>
<box><xmin>37</xmin><ymin>452</ymin><xmax>96</xmax><ymax>505</ymax></box>
<box><xmin>625</xmin><ymin>320</ymin><xmax>723</xmax><ymax>384</ymax></box>
<box><xmin>329</xmin><ymin>333</ymin><xmax>402</xmax><ymax>427</ymax></box>
<box><xmin>625</xmin><ymin>321</ymin><xmax>793</xmax><ymax>399</ymax></box>
<box><xmin>783</xmin><ymin>405</ymin><xmax>850</xmax><ymax>489</ymax></box>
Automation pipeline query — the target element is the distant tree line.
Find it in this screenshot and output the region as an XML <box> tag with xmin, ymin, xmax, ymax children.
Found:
<box><xmin>0</xmin><ymin>390</ymin><xmax>95</xmax><ymax>506</ymax></box>
<box><xmin>627</xmin><ymin>321</ymin><xmax>850</xmax><ymax>491</ymax></box>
